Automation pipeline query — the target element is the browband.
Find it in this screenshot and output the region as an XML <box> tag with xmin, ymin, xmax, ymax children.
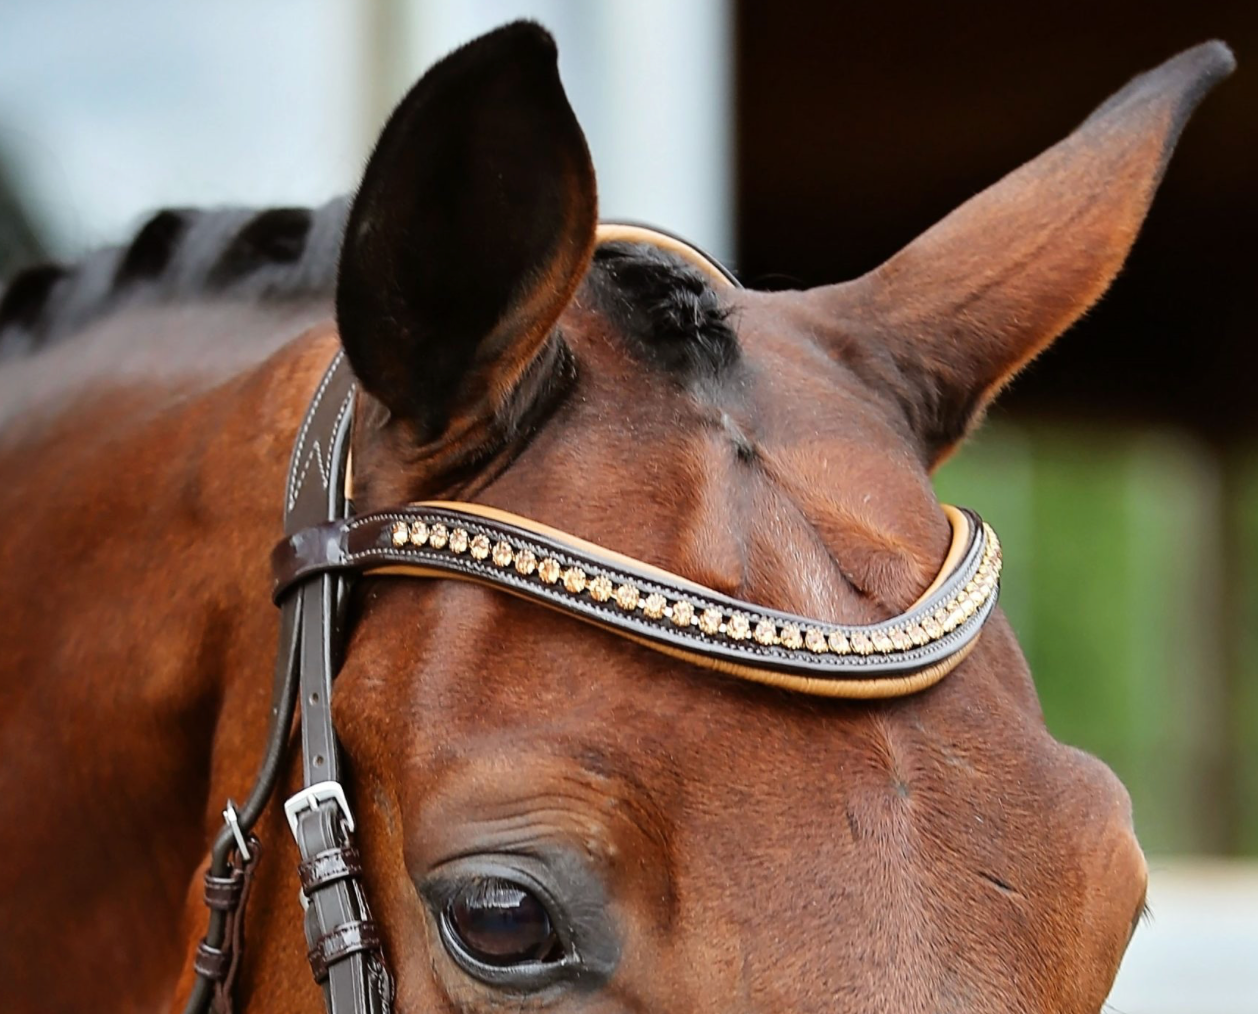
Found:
<box><xmin>273</xmin><ymin>499</ymin><xmax>1000</xmax><ymax>699</ymax></box>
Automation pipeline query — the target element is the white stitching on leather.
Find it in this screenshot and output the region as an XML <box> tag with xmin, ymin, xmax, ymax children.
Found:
<box><xmin>287</xmin><ymin>352</ymin><xmax>344</xmax><ymax>510</ymax></box>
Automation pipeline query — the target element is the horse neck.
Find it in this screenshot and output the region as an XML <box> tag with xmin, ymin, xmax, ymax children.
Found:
<box><xmin>0</xmin><ymin>308</ymin><xmax>339</xmax><ymax>1012</ymax></box>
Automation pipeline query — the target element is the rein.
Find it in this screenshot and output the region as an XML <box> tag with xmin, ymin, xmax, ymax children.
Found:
<box><xmin>183</xmin><ymin>225</ymin><xmax>1001</xmax><ymax>1014</ymax></box>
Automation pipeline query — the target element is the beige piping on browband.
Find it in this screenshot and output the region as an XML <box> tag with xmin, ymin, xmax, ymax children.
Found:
<box><xmin>595</xmin><ymin>224</ymin><xmax>734</xmax><ymax>288</ymax></box>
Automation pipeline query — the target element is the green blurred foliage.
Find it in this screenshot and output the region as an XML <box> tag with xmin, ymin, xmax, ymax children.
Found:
<box><xmin>934</xmin><ymin>424</ymin><xmax>1257</xmax><ymax>856</ymax></box>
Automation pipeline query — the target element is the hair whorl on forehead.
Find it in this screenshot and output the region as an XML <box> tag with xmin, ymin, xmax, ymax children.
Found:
<box><xmin>592</xmin><ymin>241</ymin><xmax>738</xmax><ymax>377</ymax></box>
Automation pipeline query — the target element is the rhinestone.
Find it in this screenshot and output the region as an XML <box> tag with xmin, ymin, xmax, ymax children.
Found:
<box><xmin>615</xmin><ymin>584</ymin><xmax>640</xmax><ymax>611</ymax></box>
<box><xmin>907</xmin><ymin>623</ymin><xmax>928</xmax><ymax>646</ymax></box>
<box><xmin>962</xmin><ymin>598</ymin><xmax>978</xmax><ymax>618</ymax></box>
<box><xmin>515</xmin><ymin>549</ymin><xmax>538</xmax><ymax>575</ymax></box>
<box><xmin>828</xmin><ymin>630</ymin><xmax>850</xmax><ymax>654</ymax></box>
<box><xmin>563</xmin><ymin>567</ymin><xmax>587</xmax><ymax>594</ymax></box>
<box><xmin>922</xmin><ymin>617</ymin><xmax>943</xmax><ymax>639</ymax></box>
<box><xmin>933</xmin><ymin>607</ymin><xmax>948</xmax><ymax>627</ymax></box>
<box><xmin>642</xmin><ymin>593</ymin><xmax>667</xmax><ymax>619</ymax></box>
<box><xmin>538</xmin><ymin>557</ymin><xmax>561</xmax><ymax>584</ymax></box>
<box><xmin>779</xmin><ymin>624</ymin><xmax>804</xmax><ymax>650</ymax></box>
<box><xmin>428</xmin><ymin>524</ymin><xmax>449</xmax><ymax>550</ymax></box>
<box><xmin>492</xmin><ymin>541</ymin><xmax>513</xmax><ymax>567</ymax></box>
<box><xmin>890</xmin><ymin>629</ymin><xmax>911</xmax><ymax>651</ymax></box>
<box><xmin>871</xmin><ymin>632</ymin><xmax>894</xmax><ymax>653</ymax></box>
<box><xmin>850</xmin><ymin>632</ymin><xmax>874</xmax><ymax>655</ymax></box>
<box><xmin>405</xmin><ymin>521</ymin><xmax>427</xmax><ymax>547</ymax></box>
<box><xmin>727</xmin><ymin>614</ymin><xmax>751</xmax><ymax>641</ymax></box>
<box><xmin>469</xmin><ymin>534</ymin><xmax>490</xmax><ymax>560</ymax></box>
<box><xmin>449</xmin><ymin>528</ymin><xmax>469</xmax><ymax>554</ymax></box>
<box><xmin>804</xmin><ymin>628</ymin><xmax>828</xmax><ymax>653</ymax></box>
<box><xmin>754</xmin><ymin>619</ymin><xmax>777</xmax><ymax>645</ymax></box>
<box><xmin>588</xmin><ymin>575</ymin><xmax>614</xmax><ymax>602</ymax></box>
<box><xmin>946</xmin><ymin>608</ymin><xmax>965</xmax><ymax>630</ymax></box>
<box><xmin>390</xmin><ymin>521</ymin><xmax>409</xmax><ymax>546</ymax></box>
<box><xmin>671</xmin><ymin>601</ymin><xmax>695</xmax><ymax>627</ymax></box>
<box><xmin>698</xmin><ymin>608</ymin><xmax>723</xmax><ymax>635</ymax></box>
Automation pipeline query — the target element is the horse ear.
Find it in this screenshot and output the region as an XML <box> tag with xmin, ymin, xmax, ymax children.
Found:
<box><xmin>337</xmin><ymin>21</ymin><xmax>597</xmax><ymax>439</ymax></box>
<box><xmin>805</xmin><ymin>42</ymin><xmax>1233</xmax><ymax>466</ymax></box>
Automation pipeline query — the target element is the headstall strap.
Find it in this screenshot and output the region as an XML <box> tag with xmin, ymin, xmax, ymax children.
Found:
<box><xmin>182</xmin><ymin>225</ymin><xmax>1000</xmax><ymax>1014</ymax></box>
<box><xmin>185</xmin><ymin>350</ymin><xmax>391</xmax><ymax>1014</ymax></box>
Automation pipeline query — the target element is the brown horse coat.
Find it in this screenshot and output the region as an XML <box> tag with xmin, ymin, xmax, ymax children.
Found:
<box><xmin>0</xmin><ymin>23</ymin><xmax>1233</xmax><ymax>1014</ymax></box>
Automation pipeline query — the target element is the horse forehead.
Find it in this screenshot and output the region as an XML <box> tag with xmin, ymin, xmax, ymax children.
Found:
<box><xmin>344</xmin><ymin>586</ymin><xmax>1054</xmax><ymax>821</ymax></box>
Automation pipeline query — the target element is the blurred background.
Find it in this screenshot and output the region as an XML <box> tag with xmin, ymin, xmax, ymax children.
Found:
<box><xmin>1</xmin><ymin>1</ymin><xmax>1254</xmax><ymax>1010</ymax></box>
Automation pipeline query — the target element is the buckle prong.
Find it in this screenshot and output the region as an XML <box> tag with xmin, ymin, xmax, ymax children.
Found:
<box><xmin>222</xmin><ymin>799</ymin><xmax>251</xmax><ymax>862</ymax></box>
<box><xmin>283</xmin><ymin>780</ymin><xmax>356</xmax><ymax>840</ymax></box>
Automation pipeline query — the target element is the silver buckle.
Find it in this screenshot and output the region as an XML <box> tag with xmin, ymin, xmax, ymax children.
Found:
<box><xmin>283</xmin><ymin>780</ymin><xmax>356</xmax><ymax>840</ymax></box>
<box><xmin>222</xmin><ymin>799</ymin><xmax>251</xmax><ymax>862</ymax></box>
<box><xmin>284</xmin><ymin>781</ymin><xmax>355</xmax><ymax>911</ymax></box>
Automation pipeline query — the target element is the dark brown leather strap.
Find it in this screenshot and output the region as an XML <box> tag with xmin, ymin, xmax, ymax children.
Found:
<box><xmin>194</xmin><ymin>942</ymin><xmax>232</xmax><ymax>980</ymax></box>
<box><xmin>299</xmin><ymin>845</ymin><xmax>364</xmax><ymax>895</ymax></box>
<box><xmin>183</xmin><ymin>558</ymin><xmax>304</xmax><ymax>1014</ymax></box>
<box><xmin>184</xmin><ymin>352</ymin><xmax>391</xmax><ymax>1014</ymax></box>
<box><xmin>190</xmin><ymin>838</ymin><xmax>259</xmax><ymax>1014</ymax></box>
<box><xmin>281</xmin><ymin>353</ymin><xmax>393</xmax><ymax>1014</ymax></box>
<box><xmin>203</xmin><ymin>869</ymin><xmax>245</xmax><ymax>911</ymax></box>
<box><xmin>307</xmin><ymin>920</ymin><xmax>384</xmax><ymax>983</ymax></box>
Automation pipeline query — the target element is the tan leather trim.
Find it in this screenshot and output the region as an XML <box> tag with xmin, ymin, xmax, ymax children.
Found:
<box><xmin>914</xmin><ymin>505</ymin><xmax>971</xmax><ymax>609</ymax></box>
<box><xmin>594</xmin><ymin>224</ymin><xmax>734</xmax><ymax>288</ymax></box>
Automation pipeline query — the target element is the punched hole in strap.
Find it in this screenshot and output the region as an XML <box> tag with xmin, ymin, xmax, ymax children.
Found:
<box><xmin>307</xmin><ymin>919</ymin><xmax>382</xmax><ymax>983</ymax></box>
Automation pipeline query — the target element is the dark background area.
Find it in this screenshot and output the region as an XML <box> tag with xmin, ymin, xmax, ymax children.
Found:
<box><xmin>736</xmin><ymin>0</ymin><xmax>1256</xmax><ymax>441</ymax></box>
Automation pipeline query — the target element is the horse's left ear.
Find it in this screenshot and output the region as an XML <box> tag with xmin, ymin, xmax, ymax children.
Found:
<box><xmin>337</xmin><ymin>21</ymin><xmax>597</xmax><ymax>440</ymax></box>
<box><xmin>803</xmin><ymin>41</ymin><xmax>1233</xmax><ymax>466</ymax></box>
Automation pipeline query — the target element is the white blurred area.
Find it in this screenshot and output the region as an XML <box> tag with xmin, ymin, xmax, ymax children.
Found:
<box><xmin>1107</xmin><ymin>860</ymin><xmax>1258</xmax><ymax>1014</ymax></box>
<box><xmin>2</xmin><ymin>5</ymin><xmax>1255</xmax><ymax>1012</ymax></box>
<box><xmin>0</xmin><ymin>0</ymin><xmax>732</xmax><ymax>261</ymax></box>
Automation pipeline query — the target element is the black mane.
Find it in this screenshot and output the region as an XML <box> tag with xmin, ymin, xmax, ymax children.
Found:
<box><xmin>0</xmin><ymin>206</ymin><xmax>738</xmax><ymax>377</ymax></box>
<box><xmin>0</xmin><ymin>198</ymin><xmax>348</xmax><ymax>359</ymax></box>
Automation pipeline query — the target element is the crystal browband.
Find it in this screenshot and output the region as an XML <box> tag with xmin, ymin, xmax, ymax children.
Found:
<box><xmin>273</xmin><ymin>500</ymin><xmax>1001</xmax><ymax>699</ymax></box>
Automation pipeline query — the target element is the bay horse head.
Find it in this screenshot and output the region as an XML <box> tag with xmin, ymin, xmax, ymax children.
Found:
<box><xmin>0</xmin><ymin>20</ymin><xmax>1233</xmax><ymax>1014</ymax></box>
<box><xmin>306</xmin><ymin>24</ymin><xmax>1231</xmax><ymax>1012</ymax></box>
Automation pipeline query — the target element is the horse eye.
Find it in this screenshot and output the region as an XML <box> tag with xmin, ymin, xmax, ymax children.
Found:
<box><xmin>444</xmin><ymin>877</ymin><xmax>562</xmax><ymax>967</ymax></box>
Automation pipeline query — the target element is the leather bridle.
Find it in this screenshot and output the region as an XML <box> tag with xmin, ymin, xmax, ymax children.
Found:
<box><xmin>182</xmin><ymin>225</ymin><xmax>1001</xmax><ymax>1014</ymax></box>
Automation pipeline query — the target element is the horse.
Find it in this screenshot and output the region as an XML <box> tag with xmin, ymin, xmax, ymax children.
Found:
<box><xmin>0</xmin><ymin>21</ymin><xmax>1233</xmax><ymax>1014</ymax></box>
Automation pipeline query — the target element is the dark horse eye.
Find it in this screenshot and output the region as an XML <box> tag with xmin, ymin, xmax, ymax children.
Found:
<box><xmin>445</xmin><ymin>877</ymin><xmax>561</xmax><ymax>967</ymax></box>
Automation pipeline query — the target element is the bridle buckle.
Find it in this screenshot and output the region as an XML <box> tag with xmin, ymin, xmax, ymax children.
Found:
<box><xmin>221</xmin><ymin>799</ymin><xmax>251</xmax><ymax>862</ymax></box>
<box><xmin>283</xmin><ymin>780</ymin><xmax>356</xmax><ymax>841</ymax></box>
